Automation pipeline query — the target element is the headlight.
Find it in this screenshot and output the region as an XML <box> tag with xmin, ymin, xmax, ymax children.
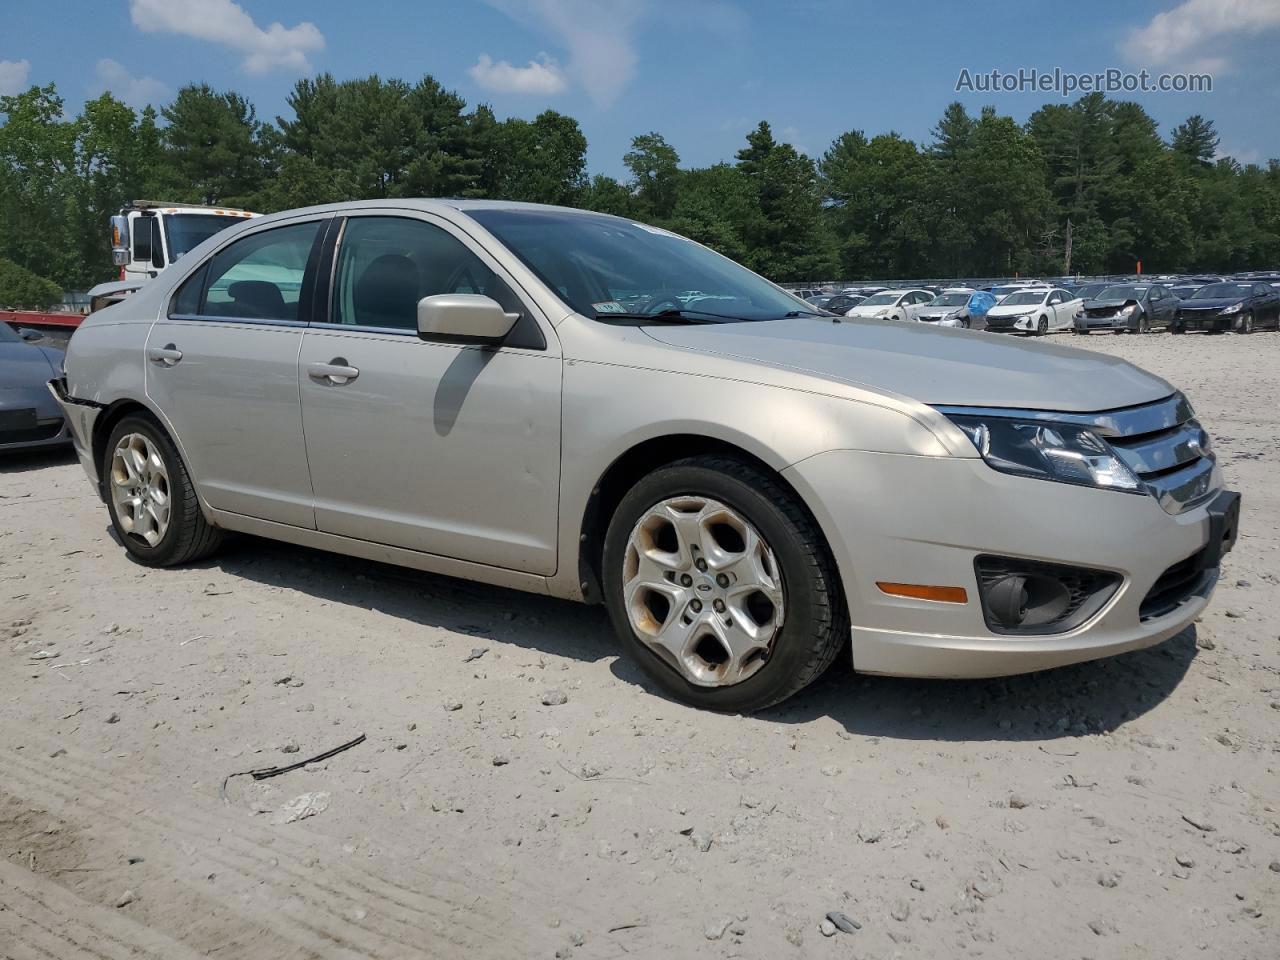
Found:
<box><xmin>1119</xmin><ymin>304</ymin><xmax>1138</xmax><ymax>316</ymax></box>
<box><xmin>944</xmin><ymin>414</ymin><xmax>1142</xmax><ymax>493</ymax></box>
<box><xmin>875</xmin><ymin>308</ymin><xmax>889</xmax><ymax>317</ymax></box>
<box><xmin>1221</xmin><ymin>302</ymin><xmax>1242</xmax><ymax>315</ymax></box>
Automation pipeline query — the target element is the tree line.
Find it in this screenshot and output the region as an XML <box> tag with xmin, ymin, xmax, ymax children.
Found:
<box><xmin>2</xmin><ymin>75</ymin><xmax>1278</xmax><ymax>304</ymax></box>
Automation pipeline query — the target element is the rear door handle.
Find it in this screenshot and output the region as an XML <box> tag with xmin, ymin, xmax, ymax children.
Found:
<box><xmin>308</xmin><ymin>358</ymin><xmax>359</xmax><ymax>385</ymax></box>
<box><xmin>147</xmin><ymin>344</ymin><xmax>183</xmax><ymax>366</ymax></box>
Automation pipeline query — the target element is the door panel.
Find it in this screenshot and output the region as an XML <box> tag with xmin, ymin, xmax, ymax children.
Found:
<box><xmin>146</xmin><ymin>320</ymin><xmax>314</xmax><ymax>526</ymax></box>
<box><xmin>144</xmin><ymin>218</ymin><xmax>325</xmax><ymax>528</ymax></box>
<box><xmin>299</xmin><ymin>330</ymin><xmax>561</xmax><ymax>573</ymax></box>
<box><xmin>298</xmin><ymin>213</ymin><xmax>562</xmax><ymax>575</ymax></box>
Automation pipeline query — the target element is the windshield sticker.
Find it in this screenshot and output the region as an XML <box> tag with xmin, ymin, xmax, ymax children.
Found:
<box><xmin>593</xmin><ymin>300</ymin><xmax>627</xmax><ymax>314</ymax></box>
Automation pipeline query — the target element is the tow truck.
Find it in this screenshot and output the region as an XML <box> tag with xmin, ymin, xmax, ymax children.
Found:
<box><xmin>4</xmin><ymin>201</ymin><xmax>259</xmax><ymax>342</ymax></box>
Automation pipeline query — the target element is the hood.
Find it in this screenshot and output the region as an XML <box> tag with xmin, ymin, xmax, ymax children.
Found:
<box><xmin>1084</xmin><ymin>298</ymin><xmax>1136</xmax><ymax>309</ymax></box>
<box><xmin>986</xmin><ymin>302</ymin><xmax>1041</xmax><ymax>317</ymax></box>
<box><xmin>0</xmin><ymin>340</ymin><xmax>59</xmax><ymax>387</ymax></box>
<box><xmin>915</xmin><ymin>309</ymin><xmax>953</xmax><ymax>321</ymax></box>
<box><xmin>846</xmin><ymin>304</ymin><xmax>895</xmax><ymax>318</ymax></box>
<box><xmin>1178</xmin><ymin>298</ymin><xmax>1241</xmax><ymax>311</ymax></box>
<box><xmin>641</xmin><ymin>316</ymin><xmax>1173</xmax><ymax>412</ymax></box>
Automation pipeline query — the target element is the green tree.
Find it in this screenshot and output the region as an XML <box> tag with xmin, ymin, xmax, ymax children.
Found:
<box><xmin>1171</xmin><ymin>115</ymin><xmax>1219</xmax><ymax>168</ymax></box>
<box><xmin>0</xmin><ymin>256</ymin><xmax>62</xmax><ymax>308</ymax></box>
<box><xmin>579</xmin><ymin>174</ymin><xmax>635</xmax><ymax>217</ymax></box>
<box><xmin>162</xmin><ymin>84</ymin><xmax>270</xmax><ymax>206</ymax></box>
<box><xmin>623</xmin><ymin>132</ymin><xmax>681</xmax><ymax>219</ymax></box>
<box><xmin>734</xmin><ymin>122</ymin><xmax>834</xmax><ymax>281</ymax></box>
<box><xmin>493</xmin><ymin>110</ymin><xmax>587</xmax><ymax>205</ymax></box>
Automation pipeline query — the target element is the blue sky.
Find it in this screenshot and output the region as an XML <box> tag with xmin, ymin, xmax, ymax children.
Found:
<box><xmin>4</xmin><ymin>0</ymin><xmax>1279</xmax><ymax>176</ymax></box>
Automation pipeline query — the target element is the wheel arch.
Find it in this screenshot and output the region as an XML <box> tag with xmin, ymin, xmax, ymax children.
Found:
<box><xmin>91</xmin><ymin>399</ymin><xmax>157</xmax><ymax>499</ymax></box>
<box><xmin>575</xmin><ymin>433</ymin><xmax>841</xmax><ymax>608</ymax></box>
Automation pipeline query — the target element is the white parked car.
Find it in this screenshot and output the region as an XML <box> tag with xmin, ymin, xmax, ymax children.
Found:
<box><xmin>844</xmin><ymin>289</ymin><xmax>936</xmax><ymax>322</ymax></box>
<box><xmin>983</xmin><ymin>287</ymin><xmax>1083</xmax><ymax>336</ymax></box>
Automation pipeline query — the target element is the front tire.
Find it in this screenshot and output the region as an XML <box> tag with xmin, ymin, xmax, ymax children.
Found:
<box><xmin>1035</xmin><ymin>316</ymin><xmax>1048</xmax><ymax>336</ymax></box>
<box><xmin>103</xmin><ymin>414</ymin><xmax>222</xmax><ymax>567</ymax></box>
<box><xmin>1238</xmin><ymin>312</ymin><xmax>1254</xmax><ymax>334</ymax></box>
<box><xmin>602</xmin><ymin>456</ymin><xmax>845</xmax><ymax>712</ymax></box>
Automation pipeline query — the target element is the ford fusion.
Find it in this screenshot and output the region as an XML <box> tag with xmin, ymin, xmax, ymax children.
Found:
<box><xmin>51</xmin><ymin>200</ymin><xmax>1239</xmax><ymax>712</ymax></box>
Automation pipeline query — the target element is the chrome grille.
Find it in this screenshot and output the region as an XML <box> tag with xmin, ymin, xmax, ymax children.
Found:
<box><xmin>1095</xmin><ymin>396</ymin><xmax>1217</xmax><ymax>515</ymax></box>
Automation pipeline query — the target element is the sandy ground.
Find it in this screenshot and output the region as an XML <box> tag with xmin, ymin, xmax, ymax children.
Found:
<box><xmin>1</xmin><ymin>331</ymin><xmax>1277</xmax><ymax>959</ymax></box>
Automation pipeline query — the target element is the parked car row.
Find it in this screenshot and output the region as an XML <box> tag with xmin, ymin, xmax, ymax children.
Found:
<box><xmin>805</xmin><ymin>273</ymin><xmax>1280</xmax><ymax>337</ymax></box>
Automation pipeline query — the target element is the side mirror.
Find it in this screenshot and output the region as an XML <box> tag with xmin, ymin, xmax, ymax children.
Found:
<box><xmin>110</xmin><ymin>214</ymin><xmax>130</xmax><ymax>266</ymax></box>
<box><xmin>17</xmin><ymin>327</ymin><xmax>42</xmax><ymax>342</ymax></box>
<box><xmin>416</xmin><ymin>294</ymin><xmax>519</xmax><ymax>344</ymax></box>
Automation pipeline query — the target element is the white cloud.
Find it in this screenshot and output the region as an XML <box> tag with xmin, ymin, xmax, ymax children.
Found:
<box><xmin>0</xmin><ymin>58</ymin><xmax>31</xmax><ymax>95</ymax></box>
<box><xmin>93</xmin><ymin>58</ymin><xmax>172</xmax><ymax>108</ymax></box>
<box><xmin>468</xmin><ymin>53</ymin><xmax>567</xmax><ymax>95</ymax></box>
<box><xmin>1125</xmin><ymin>0</ymin><xmax>1280</xmax><ymax>69</ymax></box>
<box><xmin>480</xmin><ymin>0</ymin><xmax>645</xmax><ymax>106</ymax></box>
<box><xmin>128</xmin><ymin>0</ymin><xmax>324</xmax><ymax>75</ymax></box>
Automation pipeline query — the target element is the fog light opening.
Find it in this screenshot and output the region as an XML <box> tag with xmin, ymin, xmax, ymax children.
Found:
<box><xmin>985</xmin><ymin>574</ymin><xmax>1071</xmax><ymax>629</ymax></box>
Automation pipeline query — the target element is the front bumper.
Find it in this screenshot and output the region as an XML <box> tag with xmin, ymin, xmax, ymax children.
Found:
<box><xmin>1177</xmin><ymin>312</ymin><xmax>1232</xmax><ymax>332</ymax></box>
<box><xmin>48</xmin><ymin>378</ymin><xmax>103</xmax><ymax>490</ymax></box>
<box><xmin>984</xmin><ymin>314</ymin><xmax>1036</xmax><ymax>334</ymax></box>
<box><xmin>1</xmin><ymin>385</ymin><xmax>70</xmax><ymax>453</ymax></box>
<box><xmin>782</xmin><ymin>449</ymin><xmax>1234</xmax><ymax>678</ymax></box>
<box><xmin>1075</xmin><ymin>313</ymin><xmax>1138</xmax><ymax>332</ymax></box>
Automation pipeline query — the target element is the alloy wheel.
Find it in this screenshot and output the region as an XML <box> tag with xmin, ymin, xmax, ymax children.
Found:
<box><xmin>622</xmin><ymin>496</ymin><xmax>784</xmax><ymax>687</ymax></box>
<box><xmin>109</xmin><ymin>433</ymin><xmax>171</xmax><ymax>547</ymax></box>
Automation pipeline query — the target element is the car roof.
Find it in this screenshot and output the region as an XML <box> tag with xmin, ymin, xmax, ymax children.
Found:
<box><xmin>241</xmin><ymin>197</ymin><xmax>623</xmax><ymax>230</ymax></box>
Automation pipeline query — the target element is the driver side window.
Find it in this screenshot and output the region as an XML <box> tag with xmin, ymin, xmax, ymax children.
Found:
<box><xmin>330</xmin><ymin>216</ymin><xmax>521</xmax><ymax>331</ymax></box>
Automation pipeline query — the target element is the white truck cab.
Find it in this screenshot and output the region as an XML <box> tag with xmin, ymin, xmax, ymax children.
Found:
<box><xmin>110</xmin><ymin>201</ymin><xmax>260</xmax><ymax>285</ymax></box>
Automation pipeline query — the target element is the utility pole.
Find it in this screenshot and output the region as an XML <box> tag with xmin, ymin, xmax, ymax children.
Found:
<box><xmin>1063</xmin><ymin>218</ymin><xmax>1073</xmax><ymax>276</ymax></box>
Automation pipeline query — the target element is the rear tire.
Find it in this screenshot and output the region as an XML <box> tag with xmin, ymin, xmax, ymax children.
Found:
<box><xmin>103</xmin><ymin>413</ymin><xmax>222</xmax><ymax>567</ymax></box>
<box><xmin>1171</xmin><ymin>323</ymin><xmax>1184</xmax><ymax>334</ymax></box>
<box><xmin>602</xmin><ymin>456</ymin><xmax>846</xmax><ymax>713</ymax></box>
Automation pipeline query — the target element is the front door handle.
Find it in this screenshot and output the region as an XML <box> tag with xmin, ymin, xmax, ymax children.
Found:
<box><xmin>308</xmin><ymin>358</ymin><xmax>359</xmax><ymax>385</ymax></box>
<box><xmin>147</xmin><ymin>344</ymin><xmax>183</xmax><ymax>366</ymax></box>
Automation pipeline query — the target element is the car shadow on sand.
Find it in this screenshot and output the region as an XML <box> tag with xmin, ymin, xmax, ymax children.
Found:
<box><xmin>0</xmin><ymin>446</ymin><xmax>76</xmax><ymax>475</ymax></box>
<box><xmin>189</xmin><ymin>533</ymin><xmax>1199</xmax><ymax>743</ymax></box>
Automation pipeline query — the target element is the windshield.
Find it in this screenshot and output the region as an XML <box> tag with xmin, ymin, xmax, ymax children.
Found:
<box><xmin>1097</xmin><ymin>285</ymin><xmax>1147</xmax><ymax>300</ymax></box>
<box><xmin>859</xmin><ymin>293</ymin><xmax>900</xmax><ymax>306</ymax></box>
<box><xmin>465</xmin><ymin>209</ymin><xmax>811</xmax><ymax>322</ymax></box>
<box><xmin>1001</xmin><ymin>291</ymin><xmax>1046</xmax><ymax>306</ymax></box>
<box><xmin>1191</xmin><ymin>283</ymin><xmax>1251</xmax><ymax>299</ymax></box>
<box><xmin>1075</xmin><ymin>284</ymin><xmax>1107</xmax><ymax>300</ymax></box>
<box><xmin>0</xmin><ymin>322</ymin><xmax>18</xmax><ymax>343</ymax></box>
<box><xmin>931</xmin><ymin>293</ymin><xmax>970</xmax><ymax>307</ymax></box>
<box><xmin>162</xmin><ymin>214</ymin><xmax>247</xmax><ymax>260</ymax></box>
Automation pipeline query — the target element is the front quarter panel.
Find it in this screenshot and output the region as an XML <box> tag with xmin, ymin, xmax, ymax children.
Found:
<box><xmin>548</xmin><ymin>317</ymin><xmax>958</xmax><ymax>600</ymax></box>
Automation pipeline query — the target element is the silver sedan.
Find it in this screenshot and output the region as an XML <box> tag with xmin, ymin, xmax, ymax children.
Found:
<box><xmin>52</xmin><ymin>200</ymin><xmax>1237</xmax><ymax>711</ymax></box>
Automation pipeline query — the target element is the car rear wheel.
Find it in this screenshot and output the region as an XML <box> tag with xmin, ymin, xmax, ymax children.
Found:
<box><xmin>1171</xmin><ymin>323</ymin><xmax>1184</xmax><ymax>334</ymax></box>
<box><xmin>603</xmin><ymin>456</ymin><xmax>845</xmax><ymax>712</ymax></box>
<box><xmin>103</xmin><ymin>414</ymin><xmax>222</xmax><ymax>567</ymax></box>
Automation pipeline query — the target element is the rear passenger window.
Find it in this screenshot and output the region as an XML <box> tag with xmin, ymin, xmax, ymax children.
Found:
<box><xmin>329</xmin><ymin>216</ymin><xmax>521</xmax><ymax>331</ymax></box>
<box><xmin>170</xmin><ymin>263</ymin><xmax>207</xmax><ymax>317</ymax></box>
<box><xmin>198</xmin><ymin>222</ymin><xmax>320</xmax><ymax>322</ymax></box>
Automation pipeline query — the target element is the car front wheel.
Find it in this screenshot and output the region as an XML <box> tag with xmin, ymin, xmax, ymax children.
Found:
<box><xmin>1238</xmin><ymin>312</ymin><xmax>1254</xmax><ymax>334</ymax></box>
<box><xmin>103</xmin><ymin>413</ymin><xmax>222</xmax><ymax>567</ymax></box>
<box><xmin>603</xmin><ymin>456</ymin><xmax>845</xmax><ymax>712</ymax></box>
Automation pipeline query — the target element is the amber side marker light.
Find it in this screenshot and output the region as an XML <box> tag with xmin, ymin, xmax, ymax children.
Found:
<box><xmin>876</xmin><ymin>582</ymin><xmax>969</xmax><ymax>604</ymax></box>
